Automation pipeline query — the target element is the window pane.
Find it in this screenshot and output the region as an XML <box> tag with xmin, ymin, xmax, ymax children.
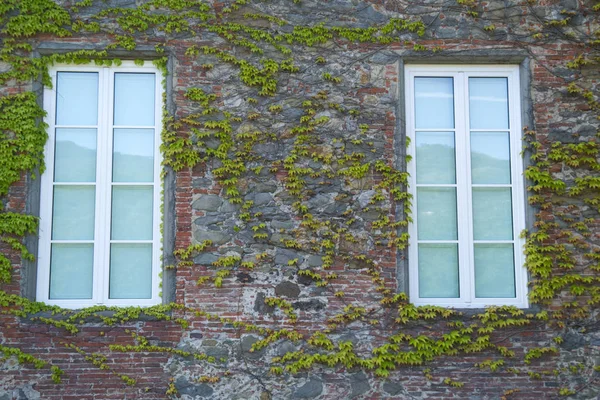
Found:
<box><xmin>49</xmin><ymin>243</ymin><xmax>93</xmax><ymax>299</ymax></box>
<box><xmin>54</xmin><ymin>128</ymin><xmax>97</xmax><ymax>182</ymax></box>
<box><xmin>475</xmin><ymin>244</ymin><xmax>515</xmax><ymax>298</ymax></box>
<box><xmin>52</xmin><ymin>186</ymin><xmax>95</xmax><ymax>240</ymax></box>
<box><xmin>114</xmin><ymin>73</ymin><xmax>155</xmax><ymax>126</ymax></box>
<box><xmin>418</xmin><ymin>244</ymin><xmax>459</xmax><ymax>298</ymax></box>
<box><xmin>415</xmin><ymin>77</ymin><xmax>454</xmax><ymax>129</ymax></box>
<box><xmin>56</xmin><ymin>72</ymin><xmax>98</xmax><ymax>126</ymax></box>
<box><xmin>109</xmin><ymin>243</ymin><xmax>152</xmax><ymax>299</ymax></box>
<box><xmin>111</xmin><ymin>186</ymin><xmax>153</xmax><ymax>240</ymax></box>
<box><xmin>472</xmin><ymin>188</ymin><xmax>513</xmax><ymax>240</ymax></box>
<box><xmin>417</xmin><ymin>187</ymin><xmax>458</xmax><ymax>240</ymax></box>
<box><xmin>113</xmin><ymin>129</ymin><xmax>154</xmax><ymax>182</ymax></box>
<box><xmin>469</xmin><ymin>77</ymin><xmax>509</xmax><ymax>130</ymax></box>
<box><xmin>471</xmin><ymin>131</ymin><xmax>511</xmax><ymax>184</ymax></box>
<box><xmin>416</xmin><ymin>131</ymin><xmax>456</xmax><ymax>184</ymax></box>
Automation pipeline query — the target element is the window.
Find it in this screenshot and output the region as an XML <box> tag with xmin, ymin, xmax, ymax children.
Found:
<box><xmin>405</xmin><ymin>65</ymin><xmax>527</xmax><ymax>308</ymax></box>
<box><xmin>37</xmin><ymin>62</ymin><xmax>163</xmax><ymax>308</ymax></box>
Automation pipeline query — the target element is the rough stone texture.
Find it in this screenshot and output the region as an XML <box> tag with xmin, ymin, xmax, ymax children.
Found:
<box><xmin>292</xmin><ymin>379</ymin><xmax>323</xmax><ymax>399</ymax></box>
<box><xmin>175</xmin><ymin>378</ymin><xmax>214</xmax><ymax>398</ymax></box>
<box><xmin>349</xmin><ymin>371</ymin><xmax>370</xmax><ymax>398</ymax></box>
<box><xmin>1</xmin><ymin>0</ymin><xmax>599</xmax><ymax>399</ymax></box>
<box><xmin>274</xmin><ymin>281</ymin><xmax>301</xmax><ymax>298</ymax></box>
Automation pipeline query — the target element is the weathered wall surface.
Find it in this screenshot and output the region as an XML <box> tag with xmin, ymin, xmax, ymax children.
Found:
<box><xmin>1</xmin><ymin>0</ymin><xmax>599</xmax><ymax>399</ymax></box>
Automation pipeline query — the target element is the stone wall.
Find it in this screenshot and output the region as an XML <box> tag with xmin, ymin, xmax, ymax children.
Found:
<box><xmin>1</xmin><ymin>0</ymin><xmax>599</xmax><ymax>399</ymax></box>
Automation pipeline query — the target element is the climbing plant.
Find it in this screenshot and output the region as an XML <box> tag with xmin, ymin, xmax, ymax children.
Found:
<box><xmin>0</xmin><ymin>0</ymin><xmax>599</xmax><ymax>398</ymax></box>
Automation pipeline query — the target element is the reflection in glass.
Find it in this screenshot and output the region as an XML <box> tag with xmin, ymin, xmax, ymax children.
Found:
<box><xmin>471</xmin><ymin>131</ymin><xmax>511</xmax><ymax>184</ymax></box>
<box><xmin>469</xmin><ymin>77</ymin><xmax>509</xmax><ymax>130</ymax></box>
<box><xmin>472</xmin><ymin>188</ymin><xmax>513</xmax><ymax>240</ymax></box>
<box><xmin>52</xmin><ymin>186</ymin><xmax>95</xmax><ymax>240</ymax></box>
<box><xmin>417</xmin><ymin>187</ymin><xmax>458</xmax><ymax>240</ymax></box>
<box><xmin>49</xmin><ymin>244</ymin><xmax>93</xmax><ymax>299</ymax></box>
<box><xmin>475</xmin><ymin>244</ymin><xmax>515</xmax><ymax>298</ymax></box>
<box><xmin>415</xmin><ymin>77</ymin><xmax>454</xmax><ymax>129</ymax></box>
<box><xmin>54</xmin><ymin>128</ymin><xmax>97</xmax><ymax>182</ymax></box>
<box><xmin>56</xmin><ymin>72</ymin><xmax>98</xmax><ymax>126</ymax></box>
<box><xmin>418</xmin><ymin>244</ymin><xmax>459</xmax><ymax>298</ymax></box>
<box><xmin>114</xmin><ymin>73</ymin><xmax>155</xmax><ymax>126</ymax></box>
<box><xmin>416</xmin><ymin>131</ymin><xmax>456</xmax><ymax>184</ymax></box>
<box><xmin>111</xmin><ymin>186</ymin><xmax>153</xmax><ymax>240</ymax></box>
<box><xmin>109</xmin><ymin>244</ymin><xmax>152</xmax><ymax>299</ymax></box>
<box><xmin>113</xmin><ymin>129</ymin><xmax>154</xmax><ymax>182</ymax></box>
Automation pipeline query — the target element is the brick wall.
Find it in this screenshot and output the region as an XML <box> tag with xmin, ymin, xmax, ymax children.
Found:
<box><xmin>1</xmin><ymin>0</ymin><xmax>599</xmax><ymax>399</ymax></box>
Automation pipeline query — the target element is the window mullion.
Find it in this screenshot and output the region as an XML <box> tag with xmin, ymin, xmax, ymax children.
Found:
<box><xmin>406</xmin><ymin>71</ymin><xmax>420</xmax><ymax>302</ymax></box>
<box><xmin>454</xmin><ymin>72</ymin><xmax>473</xmax><ymax>304</ymax></box>
<box><xmin>95</xmin><ymin>67</ymin><xmax>111</xmax><ymax>304</ymax></box>
<box><xmin>104</xmin><ymin>67</ymin><xmax>117</xmax><ymax>303</ymax></box>
<box><xmin>508</xmin><ymin>70</ymin><xmax>527</xmax><ymax>306</ymax></box>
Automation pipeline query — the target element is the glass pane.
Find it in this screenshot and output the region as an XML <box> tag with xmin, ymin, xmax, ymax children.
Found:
<box><xmin>415</xmin><ymin>77</ymin><xmax>454</xmax><ymax>129</ymax></box>
<box><xmin>56</xmin><ymin>72</ymin><xmax>98</xmax><ymax>126</ymax></box>
<box><xmin>471</xmin><ymin>131</ymin><xmax>511</xmax><ymax>184</ymax></box>
<box><xmin>475</xmin><ymin>244</ymin><xmax>515</xmax><ymax>298</ymax></box>
<box><xmin>114</xmin><ymin>73</ymin><xmax>155</xmax><ymax>126</ymax></box>
<box><xmin>49</xmin><ymin>243</ymin><xmax>93</xmax><ymax>299</ymax></box>
<box><xmin>113</xmin><ymin>129</ymin><xmax>154</xmax><ymax>182</ymax></box>
<box><xmin>416</xmin><ymin>131</ymin><xmax>456</xmax><ymax>184</ymax></box>
<box><xmin>52</xmin><ymin>186</ymin><xmax>95</xmax><ymax>240</ymax></box>
<box><xmin>472</xmin><ymin>188</ymin><xmax>513</xmax><ymax>240</ymax></box>
<box><xmin>109</xmin><ymin>243</ymin><xmax>152</xmax><ymax>299</ymax></box>
<box><xmin>54</xmin><ymin>128</ymin><xmax>97</xmax><ymax>182</ymax></box>
<box><xmin>417</xmin><ymin>187</ymin><xmax>458</xmax><ymax>240</ymax></box>
<box><xmin>469</xmin><ymin>77</ymin><xmax>509</xmax><ymax>130</ymax></box>
<box><xmin>418</xmin><ymin>244</ymin><xmax>459</xmax><ymax>298</ymax></box>
<box><xmin>111</xmin><ymin>186</ymin><xmax>153</xmax><ymax>240</ymax></box>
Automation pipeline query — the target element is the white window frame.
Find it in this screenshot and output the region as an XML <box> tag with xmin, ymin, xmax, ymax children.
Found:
<box><xmin>405</xmin><ymin>64</ymin><xmax>528</xmax><ymax>308</ymax></box>
<box><xmin>37</xmin><ymin>61</ymin><xmax>163</xmax><ymax>308</ymax></box>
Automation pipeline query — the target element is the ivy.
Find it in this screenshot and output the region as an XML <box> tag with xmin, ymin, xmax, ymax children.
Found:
<box><xmin>0</xmin><ymin>0</ymin><xmax>599</xmax><ymax>398</ymax></box>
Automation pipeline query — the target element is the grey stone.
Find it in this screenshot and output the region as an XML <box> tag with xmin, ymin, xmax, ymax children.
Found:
<box><xmin>370</xmin><ymin>50</ymin><xmax>397</xmax><ymax>64</ymax></box>
<box><xmin>549</xmin><ymin>128</ymin><xmax>579</xmax><ymax>143</ymax></box>
<box><xmin>194</xmin><ymin>214</ymin><xmax>227</xmax><ymax>225</ymax></box>
<box><xmin>307</xmin><ymin>255</ymin><xmax>323</xmax><ymax>267</ymax></box>
<box><xmin>357</xmin><ymin>190</ymin><xmax>375</xmax><ymax>209</ymax></box>
<box><xmin>220</xmin><ymin>201</ymin><xmax>241</xmax><ymax>213</ymax></box>
<box><xmin>193</xmin><ymin>253</ymin><xmax>219</xmax><ymax>265</ymax></box>
<box><xmin>383</xmin><ymin>381</ymin><xmax>404</xmax><ymax>396</ymax></box>
<box><xmin>293</xmin><ymin>299</ymin><xmax>326</xmax><ymax>311</ymax></box>
<box><xmin>292</xmin><ymin>379</ymin><xmax>323</xmax><ymax>399</ymax></box>
<box><xmin>350</xmin><ymin>371</ymin><xmax>370</xmax><ymax>398</ymax></box>
<box><xmin>576</xmin><ymin>124</ymin><xmax>598</xmax><ymax>137</ymax></box>
<box><xmin>203</xmin><ymin>345</ymin><xmax>229</xmax><ymax>359</ymax></box>
<box><xmin>254</xmin><ymin>292</ymin><xmax>275</xmax><ymax>314</ymax></box>
<box><xmin>297</xmin><ymin>273</ymin><xmax>314</xmax><ymax>286</ymax></box>
<box><xmin>254</xmin><ymin>192</ymin><xmax>273</xmax><ymax>206</ymax></box>
<box><xmin>254</xmin><ymin>143</ymin><xmax>280</xmax><ymax>160</ymax></box>
<box><xmin>275</xmin><ymin>248</ymin><xmax>305</xmax><ymax>265</ymax></box>
<box><xmin>360</xmin><ymin>209</ymin><xmax>380</xmax><ymax>221</ymax></box>
<box><xmin>192</xmin><ymin>178</ymin><xmax>212</xmax><ymax>188</ymax></box>
<box><xmin>307</xmin><ymin>193</ymin><xmax>332</xmax><ymax>209</ymax></box>
<box><xmin>272</xmin><ymin>220</ymin><xmax>295</xmax><ymax>230</ymax></box>
<box><xmin>194</xmin><ymin>230</ymin><xmax>231</xmax><ymax>245</ymax></box>
<box><xmin>275</xmin><ymin>281</ymin><xmax>301</xmax><ymax>298</ymax></box>
<box><xmin>0</xmin><ymin>393</ymin><xmax>9</xmax><ymax>400</ymax></box>
<box><xmin>561</xmin><ymin>329</ymin><xmax>587</xmax><ymax>351</ymax></box>
<box><xmin>236</xmin><ymin>272</ymin><xmax>254</xmax><ymax>283</ymax></box>
<box><xmin>240</xmin><ymin>335</ymin><xmax>266</xmax><ymax>359</ymax></box>
<box><xmin>277</xmin><ymin>340</ymin><xmax>298</xmax><ymax>357</ymax></box>
<box><xmin>174</xmin><ymin>377</ymin><xmax>214</xmax><ymax>398</ymax></box>
<box><xmin>560</xmin><ymin>0</ymin><xmax>578</xmax><ymax>10</ymax></box>
<box><xmin>252</xmin><ymin>183</ymin><xmax>278</xmax><ymax>193</ymax></box>
<box><xmin>192</xmin><ymin>195</ymin><xmax>223</xmax><ymax>211</ymax></box>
